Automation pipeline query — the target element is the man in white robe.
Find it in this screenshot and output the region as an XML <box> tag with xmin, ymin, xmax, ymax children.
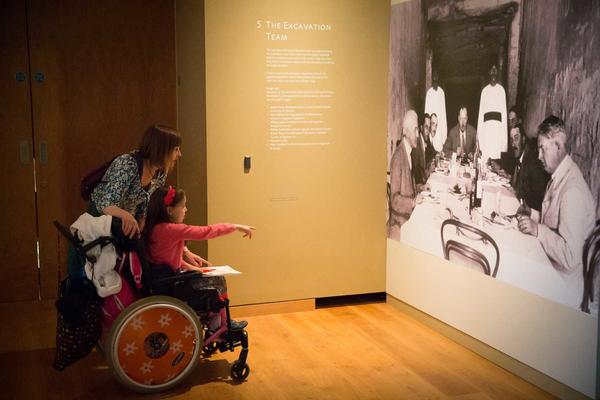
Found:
<box><xmin>477</xmin><ymin>65</ymin><xmax>507</xmax><ymax>160</ymax></box>
<box><xmin>425</xmin><ymin>72</ymin><xmax>447</xmax><ymax>153</ymax></box>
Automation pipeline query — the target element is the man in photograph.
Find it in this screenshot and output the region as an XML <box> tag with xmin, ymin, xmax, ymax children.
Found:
<box><xmin>511</xmin><ymin>123</ymin><xmax>550</xmax><ymax>212</ymax></box>
<box><xmin>443</xmin><ymin>105</ymin><xmax>476</xmax><ymax>159</ymax></box>
<box><xmin>518</xmin><ymin>116</ymin><xmax>596</xmax><ymax>281</ymax></box>
<box><xmin>388</xmin><ymin>110</ymin><xmax>419</xmax><ymax>241</ymax></box>
<box><xmin>508</xmin><ymin>105</ymin><xmax>521</xmax><ymax>130</ymax></box>
<box><xmin>422</xmin><ymin>113</ymin><xmax>436</xmax><ymax>165</ymax></box>
<box><xmin>411</xmin><ymin>114</ymin><xmax>428</xmax><ymax>188</ymax></box>
<box><xmin>477</xmin><ymin>64</ymin><xmax>507</xmax><ymax>160</ymax></box>
<box><xmin>429</xmin><ymin>112</ymin><xmax>443</xmax><ymax>153</ymax></box>
<box><xmin>425</xmin><ymin>72</ymin><xmax>447</xmax><ymax>153</ymax></box>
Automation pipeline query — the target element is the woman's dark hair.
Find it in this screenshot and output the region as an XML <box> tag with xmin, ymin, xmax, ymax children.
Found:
<box><xmin>139</xmin><ymin>124</ymin><xmax>181</xmax><ymax>172</ymax></box>
<box><xmin>142</xmin><ymin>186</ymin><xmax>186</xmax><ymax>249</ymax></box>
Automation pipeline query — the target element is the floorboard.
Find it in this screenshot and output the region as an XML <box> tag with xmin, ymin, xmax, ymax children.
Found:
<box><xmin>0</xmin><ymin>302</ymin><xmax>556</xmax><ymax>400</ymax></box>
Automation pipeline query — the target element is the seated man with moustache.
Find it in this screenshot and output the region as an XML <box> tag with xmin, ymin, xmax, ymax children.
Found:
<box><xmin>518</xmin><ymin>116</ymin><xmax>596</xmax><ymax>307</ymax></box>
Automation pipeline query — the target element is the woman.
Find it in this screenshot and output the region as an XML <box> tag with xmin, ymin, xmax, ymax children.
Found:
<box><xmin>90</xmin><ymin>124</ymin><xmax>181</xmax><ymax>238</ymax></box>
<box><xmin>68</xmin><ymin>124</ymin><xmax>187</xmax><ymax>277</ymax></box>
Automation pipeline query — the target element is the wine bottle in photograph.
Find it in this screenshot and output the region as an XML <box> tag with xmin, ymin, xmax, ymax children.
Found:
<box><xmin>474</xmin><ymin>158</ymin><xmax>482</xmax><ymax>208</ymax></box>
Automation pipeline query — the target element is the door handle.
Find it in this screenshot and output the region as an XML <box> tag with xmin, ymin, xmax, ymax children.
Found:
<box><xmin>39</xmin><ymin>141</ymin><xmax>48</xmax><ymax>164</ymax></box>
<box><xmin>19</xmin><ymin>141</ymin><xmax>31</xmax><ymax>164</ymax></box>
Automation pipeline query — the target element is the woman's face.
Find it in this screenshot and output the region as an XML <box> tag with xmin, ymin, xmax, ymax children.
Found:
<box><xmin>165</xmin><ymin>146</ymin><xmax>182</xmax><ymax>170</ymax></box>
<box><xmin>168</xmin><ymin>195</ymin><xmax>187</xmax><ymax>223</ymax></box>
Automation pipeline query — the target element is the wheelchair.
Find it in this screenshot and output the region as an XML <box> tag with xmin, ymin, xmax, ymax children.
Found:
<box><xmin>54</xmin><ymin>218</ymin><xmax>250</xmax><ymax>393</ymax></box>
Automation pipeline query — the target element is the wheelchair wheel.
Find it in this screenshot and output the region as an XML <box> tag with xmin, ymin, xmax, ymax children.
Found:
<box><xmin>105</xmin><ymin>296</ymin><xmax>203</xmax><ymax>393</ymax></box>
<box><xmin>230</xmin><ymin>360</ymin><xmax>250</xmax><ymax>380</ymax></box>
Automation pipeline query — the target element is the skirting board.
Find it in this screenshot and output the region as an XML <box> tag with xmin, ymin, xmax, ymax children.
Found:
<box><xmin>230</xmin><ymin>298</ymin><xmax>315</xmax><ymax>318</ymax></box>
<box><xmin>387</xmin><ymin>294</ymin><xmax>590</xmax><ymax>400</ymax></box>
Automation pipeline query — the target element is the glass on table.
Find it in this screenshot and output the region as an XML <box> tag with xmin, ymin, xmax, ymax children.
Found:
<box><xmin>464</xmin><ymin>179</ymin><xmax>473</xmax><ymax>195</ymax></box>
<box><xmin>516</xmin><ymin>198</ymin><xmax>531</xmax><ymax>218</ymax></box>
<box><xmin>470</xmin><ymin>207</ymin><xmax>484</xmax><ymax>227</ymax></box>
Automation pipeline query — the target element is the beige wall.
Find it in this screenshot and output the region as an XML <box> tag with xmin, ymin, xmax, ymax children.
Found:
<box><xmin>387</xmin><ymin>240</ymin><xmax>597</xmax><ymax>397</ymax></box>
<box><xmin>203</xmin><ymin>0</ymin><xmax>389</xmax><ymax>305</ymax></box>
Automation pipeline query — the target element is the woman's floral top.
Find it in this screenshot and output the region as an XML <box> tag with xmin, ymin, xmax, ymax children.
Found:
<box><xmin>91</xmin><ymin>152</ymin><xmax>166</xmax><ymax>219</ymax></box>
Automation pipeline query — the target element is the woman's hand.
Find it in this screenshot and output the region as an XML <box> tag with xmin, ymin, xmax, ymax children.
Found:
<box><xmin>121</xmin><ymin>213</ymin><xmax>141</xmax><ymax>238</ymax></box>
<box><xmin>103</xmin><ymin>205</ymin><xmax>140</xmax><ymax>238</ymax></box>
<box><xmin>183</xmin><ymin>249</ymin><xmax>212</xmax><ymax>267</ymax></box>
<box><xmin>234</xmin><ymin>224</ymin><xmax>256</xmax><ymax>239</ymax></box>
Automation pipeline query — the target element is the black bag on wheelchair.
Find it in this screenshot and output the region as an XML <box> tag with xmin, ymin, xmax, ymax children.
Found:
<box><xmin>53</xmin><ymin>276</ymin><xmax>102</xmax><ymax>371</ymax></box>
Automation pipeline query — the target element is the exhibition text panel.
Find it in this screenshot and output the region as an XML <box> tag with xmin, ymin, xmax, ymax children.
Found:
<box><xmin>258</xmin><ymin>20</ymin><xmax>335</xmax><ymax>150</ymax></box>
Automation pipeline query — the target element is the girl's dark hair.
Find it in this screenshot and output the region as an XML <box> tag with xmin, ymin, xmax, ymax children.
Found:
<box><xmin>142</xmin><ymin>186</ymin><xmax>186</xmax><ymax>249</ymax></box>
<box><xmin>139</xmin><ymin>124</ymin><xmax>181</xmax><ymax>172</ymax></box>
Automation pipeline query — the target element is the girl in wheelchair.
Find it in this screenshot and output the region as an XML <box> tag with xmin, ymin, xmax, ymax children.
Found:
<box><xmin>142</xmin><ymin>185</ymin><xmax>255</xmax><ymax>336</ymax></box>
<box><xmin>54</xmin><ymin>186</ymin><xmax>254</xmax><ymax>391</ymax></box>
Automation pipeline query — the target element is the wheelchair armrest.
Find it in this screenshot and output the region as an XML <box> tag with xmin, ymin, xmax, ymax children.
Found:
<box><xmin>152</xmin><ymin>270</ymin><xmax>204</xmax><ymax>287</ymax></box>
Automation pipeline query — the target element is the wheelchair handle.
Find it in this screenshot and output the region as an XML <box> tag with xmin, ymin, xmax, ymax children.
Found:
<box><xmin>53</xmin><ymin>220</ymin><xmax>116</xmax><ymax>263</ymax></box>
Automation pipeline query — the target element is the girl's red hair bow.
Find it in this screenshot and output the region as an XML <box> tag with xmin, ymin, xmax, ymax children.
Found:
<box><xmin>164</xmin><ymin>186</ymin><xmax>176</xmax><ymax>206</ymax></box>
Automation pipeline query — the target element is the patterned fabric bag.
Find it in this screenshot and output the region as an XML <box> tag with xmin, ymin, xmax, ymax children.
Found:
<box><xmin>53</xmin><ymin>277</ymin><xmax>102</xmax><ymax>371</ymax></box>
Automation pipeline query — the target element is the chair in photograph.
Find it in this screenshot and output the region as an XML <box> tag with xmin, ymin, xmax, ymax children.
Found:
<box><xmin>580</xmin><ymin>220</ymin><xmax>600</xmax><ymax>313</ymax></box>
<box><xmin>440</xmin><ymin>219</ymin><xmax>500</xmax><ymax>277</ymax></box>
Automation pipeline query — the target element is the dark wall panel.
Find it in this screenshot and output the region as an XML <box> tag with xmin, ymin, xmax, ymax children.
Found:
<box><xmin>388</xmin><ymin>0</ymin><xmax>426</xmax><ymax>151</ymax></box>
<box><xmin>518</xmin><ymin>0</ymin><xmax>600</xmax><ymax>215</ymax></box>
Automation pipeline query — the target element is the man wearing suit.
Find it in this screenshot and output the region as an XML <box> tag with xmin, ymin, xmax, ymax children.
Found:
<box><xmin>411</xmin><ymin>115</ymin><xmax>429</xmax><ymax>187</ymax></box>
<box><xmin>422</xmin><ymin>113</ymin><xmax>436</xmax><ymax>166</ymax></box>
<box><xmin>510</xmin><ymin>124</ymin><xmax>550</xmax><ymax>212</ymax></box>
<box><xmin>388</xmin><ymin>110</ymin><xmax>419</xmax><ymax>241</ymax></box>
<box><xmin>443</xmin><ymin>106</ymin><xmax>476</xmax><ymax>158</ymax></box>
<box><xmin>518</xmin><ymin>116</ymin><xmax>596</xmax><ymax>307</ymax></box>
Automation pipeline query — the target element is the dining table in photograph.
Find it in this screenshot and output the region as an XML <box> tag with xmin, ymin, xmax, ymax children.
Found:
<box><xmin>400</xmin><ymin>162</ymin><xmax>583</xmax><ymax>310</ymax></box>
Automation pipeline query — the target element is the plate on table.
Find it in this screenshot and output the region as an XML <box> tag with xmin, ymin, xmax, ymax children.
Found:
<box><xmin>447</xmin><ymin>185</ymin><xmax>466</xmax><ymax>198</ymax></box>
<box><xmin>491</xmin><ymin>175</ymin><xmax>509</xmax><ymax>184</ymax></box>
<box><xmin>485</xmin><ymin>214</ymin><xmax>516</xmax><ymax>229</ymax></box>
<box><xmin>420</xmin><ymin>191</ymin><xmax>440</xmax><ymax>204</ymax></box>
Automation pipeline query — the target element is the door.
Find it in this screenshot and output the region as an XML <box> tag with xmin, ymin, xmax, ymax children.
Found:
<box><xmin>26</xmin><ymin>0</ymin><xmax>177</xmax><ymax>298</ymax></box>
<box><xmin>0</xmin><ymin>0</ymin><xmax>177</xmax><ymax>302</ymax></box>
<box><xmin>0</xmin><ymin>0</ymin><xmax>39</xmax><ymax>302</ymax></box>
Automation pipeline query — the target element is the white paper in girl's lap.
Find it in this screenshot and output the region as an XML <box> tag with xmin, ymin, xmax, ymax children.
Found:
<box><xmin>201</xmin><ymin>266</ymin><xmax>242</xmax><ymax>276</ymax></box>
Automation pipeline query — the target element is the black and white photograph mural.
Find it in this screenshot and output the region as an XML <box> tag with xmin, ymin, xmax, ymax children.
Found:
<box><xmin>386</xmin><ymin>0</ymin><xmax>600</xmax><ymax>314</ymax></box>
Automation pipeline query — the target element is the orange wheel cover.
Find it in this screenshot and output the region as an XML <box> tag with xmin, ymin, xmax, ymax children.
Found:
<box><xmin>115</xmin><ymin>305</ymin><xmax>199</xmax><ymax>385</ymax></box>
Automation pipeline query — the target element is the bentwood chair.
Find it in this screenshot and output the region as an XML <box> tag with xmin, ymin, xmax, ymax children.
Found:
<box><xmin>440</xmin><ymin>219</ymin><xmax>500</xmax><ymax>277</ymax></box>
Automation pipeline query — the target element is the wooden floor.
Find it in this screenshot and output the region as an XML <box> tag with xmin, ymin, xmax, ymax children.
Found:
<box><xmin>0</xmin><ymin>302</ymin><xmax>555</xmax><ymax>400</ymax></box>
